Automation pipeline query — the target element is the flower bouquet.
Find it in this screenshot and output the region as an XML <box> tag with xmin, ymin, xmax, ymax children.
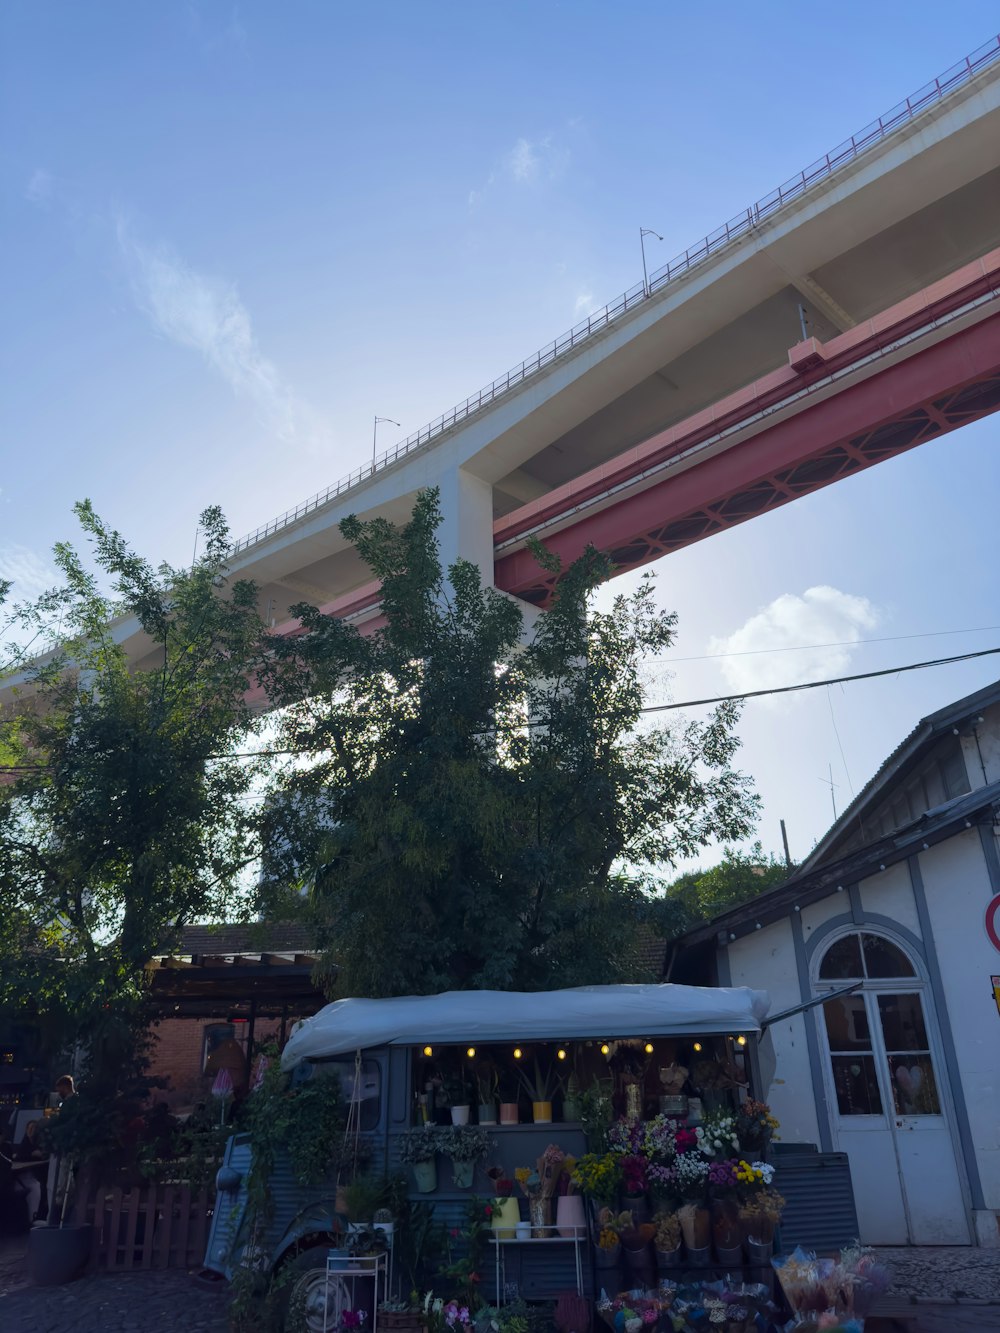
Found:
<box><xmin>738</xmin><ymin>1186</ymin><xmax>784</xmax><ymax>1255</ymax></box>
<box><xmin>653</xmin><ymin>1210</ymin><xmax>682</xmax><ymax>1269</ymax></box>
<box><xmin>772</xmin><ymin>1244</ymin><xmax>890</xmax><ymax>1330</ymax></box>
<box><xmin>515</xmin><ymin>1143</ymin><xmax>564</xmax><ymax>1234</ymax></box>
<box><xmin>571</xmin><ymin>1151</ymin><xmax>624</xmax><ymax>1208</ymax></box>
<box><xmin>735</xmin><ymin>1098</ymin><xmax>779</xmax><ymax>1154</ymax></box>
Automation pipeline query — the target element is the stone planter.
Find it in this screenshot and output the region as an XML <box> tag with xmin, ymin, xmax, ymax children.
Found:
<box><xmin>26</xmin><ymin>1225</ymin><xmax>93</xmax><ymax>1285</ymax></box>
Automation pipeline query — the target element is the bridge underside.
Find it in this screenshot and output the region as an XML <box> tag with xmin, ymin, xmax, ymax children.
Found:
<box><xmin>494</xmin><ymin>305</ymin><xmax>1000</xmax><ymax>605</ymax></box>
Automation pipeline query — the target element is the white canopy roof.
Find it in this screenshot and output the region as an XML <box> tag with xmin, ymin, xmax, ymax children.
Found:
<box><xmin>281</xmin><ymin>983</ymin><xmax>770</xmax><ymax>1068</ymax></box>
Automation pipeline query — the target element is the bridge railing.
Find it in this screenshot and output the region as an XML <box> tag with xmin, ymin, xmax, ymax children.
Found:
<box><xmin>231</xmin><ymin>34</ymin><xmax>1000</xmax><ymax>557</ymax></box>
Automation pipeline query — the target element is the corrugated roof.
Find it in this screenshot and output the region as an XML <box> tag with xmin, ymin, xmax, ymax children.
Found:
<box><xmin>157</xmin><ymin>922</ymin><xmax>316</xmax><ymax>958</ymax></box>
<box><xmin>800</xmin><ymin>675</ymin><xmax>1000</xmax><ymax>871</ymax></box>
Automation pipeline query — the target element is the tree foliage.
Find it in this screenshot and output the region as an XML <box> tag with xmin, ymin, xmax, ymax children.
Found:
<box><xmin>0</xmin><ymin>502</ymin><xmax>265</xmax><ymax>1115</ymax></box>
<box><xmin>654</xmin><ymin>843</ymin><xmax>790</xmax><ymax>940</ymax></box>
<box><xmin>259</xmin><ymin>489</ymin><xmax>760</xmax><ymax>996</ymax></box>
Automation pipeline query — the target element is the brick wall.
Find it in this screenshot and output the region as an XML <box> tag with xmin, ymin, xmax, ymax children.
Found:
<box><xmin>146</xmin><ymin>1018</ymin><xmax>283</xmax><ymax>1111</ymax></box>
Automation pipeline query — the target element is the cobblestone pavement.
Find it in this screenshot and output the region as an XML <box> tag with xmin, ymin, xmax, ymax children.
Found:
<box><xmin>0</xmin><ymin>1235</ymin><xmax>230</xmax><ymax>1333</ymax></box>
<box><xmin>2</xmin><ymin>1234</ymin><xmax>998</xmax><ymax>1332</ymax></box>
<box><xmin>874</xmin><ymin>1245</ymin><xmax>1000</xmax><ymax>1303</ymax></box>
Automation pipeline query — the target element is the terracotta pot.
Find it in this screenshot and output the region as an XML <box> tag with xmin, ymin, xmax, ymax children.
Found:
<box><xmin>499</xmin><ymin>1102</ymin><xmax>519</xmax><ymax>1125</ymax></box>
<box><xmin>532</xmin><ymin>1100</ymin><xmax>553</xmax><ymax>1123</ymax></box>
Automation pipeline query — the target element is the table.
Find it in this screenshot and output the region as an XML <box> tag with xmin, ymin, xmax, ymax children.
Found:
<box><xmin>490</xmin><ymin>1224</ymin><xmax>586</xmax><ymax>1304</ymax></box>
<box><xmin>323</xmin><ymin>1250</ymin><xmax>390</xmax><ymax>1333</ymax></box>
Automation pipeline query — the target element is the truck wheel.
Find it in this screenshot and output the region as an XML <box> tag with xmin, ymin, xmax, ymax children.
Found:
<box><xmin>278</xmin><ymin>1245</ymin><xmax>350</xmax><ymax>1333</ymax></box>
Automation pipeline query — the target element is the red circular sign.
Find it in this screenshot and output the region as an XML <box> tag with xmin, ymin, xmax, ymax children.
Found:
<box><xmin>986</xmin><ymin>894</ymin><xmax>1000</xmax><ymax>954</ymax></box>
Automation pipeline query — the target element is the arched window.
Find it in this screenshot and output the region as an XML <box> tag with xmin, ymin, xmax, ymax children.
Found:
<box><xmin>816</xmin><ymin>931</ymin><xmax>940</xmax><ymax>1118</ymax></box>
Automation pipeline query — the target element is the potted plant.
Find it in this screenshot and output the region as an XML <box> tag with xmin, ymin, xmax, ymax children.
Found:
<box><xmin>440</xmin><ymin>1125</ymin><xmax>495</xmax><ymax>1190</ymax></box>
<box><xmin>342</xmin><ymin>1173</ymin><xmax>388</xmax><ymax>1227</ymax></box>
<box><xmin>497</xmin><ymin>1066</ymin><xmax>520</xmax><ymax>1126</ymax></box>
<box><xmin>515</xmin><ymin>1053</ymin><xmax>557</xmax><ymax>1123</ymax></box>
<box><xmin>475</xmin><ymin>1063</ymin><xmax>499</xmax><ymax>1126</ymax></box>
<box><xmin>486</xmin><ymin>1166</ymin><xmax>520</xmax><ymax>1239</ymax></box>
<box><xmin>397</xmin><ymin>1127</ymin><xmax>440</xmax><ymax>1193</ymax></box>
<box><xmin>444</xmin><ymin>1067</ymin><xmax>472</xmax><ymax>1126</ymax></box>
<box><xmin>561</xmin><ymin>1071</ymin><xmax>582</xmax><ymax>1122</ymax></box>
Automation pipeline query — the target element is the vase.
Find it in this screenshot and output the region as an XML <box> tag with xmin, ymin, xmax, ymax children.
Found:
<box><xmin>594</xmin><ymin>1242</ymin><xmax>620</xmax><ymax>1269</ymax></box>
<box><xmin>655</xmin><ymin>1245</ymin><xmax>681</xmax><ymax>1271</ymax></box>
<box><xmin>491</xmin><ymin>1196</ymin><xmax>521</xmax><ymax>1240</ymax></box>
<box><xmin>478</xmin><ymin>1103</ymin><xmax>497</xmax><ymax>1125</ymax></box>
<box><xmin>451</xmin><ymin>1105</ymin><xmax>470</xmax><ymax>1126</ymax></box>
<box><xmin>556</xmin><ymin>1194</ymin><xmax>586</xmax><ymax>1239</ymax></box>
<box><xmin>451</xmin><ymin>1159</ymin><xmax>475</xmax><ymax>1189</ymax></box>
<box><xmin>532</xmin><ymin>1100</ymin><xmax>552</xmax><ymax>1123</ymax></box>
<box><xmin>745</xmin><ymin>1237</ymin><xmax>773</xmax><ymax>1265</ymax></box>
<box><xmin>622</xmin><ymin>1192</ymin><xmax>650</xmax><ymax>1225</ymax></box>
<box><xmin>412</xmin><ymin>1160</ymin><xmax>437</xmax><ymax>1193</ymax></box>
<box><xmin>499</xmin><ymin>1102</ymin><xmax>519</xmax><ymax>1125</ymax></box>
<box><xmin>528</xmin><ymin>1196</ymin><xmax>551</xmax><ymax>1237</ymax></box>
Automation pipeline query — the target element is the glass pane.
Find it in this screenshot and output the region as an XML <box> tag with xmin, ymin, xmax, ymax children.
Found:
<box><xmin>830</xmin><ymin>1055</ymin><xmax>883</xmax><ymax>1115</ymax></box>
<box><xmin>819</xmin><ymin>934</ymin><xmax>864</xmax><ymax>979</ymax></box>
<box><xmin>862</xmin><ymin>934</ymin><xmax>915</xmax><ymax>978</ymax></box>
<box><xmin>886</xmin><ymin>1055</ymin><xmax>941</xmax><ymax>1115</ymax></box>
<box><xmin>823</xmin><ymin>994</ymin><xmax>873</xmax><ymax>1052</ymax></box>
<box><xmin>877</xmin><ymin>993</ymin><xmax>929</xmax><ymax>1051</ymax></box>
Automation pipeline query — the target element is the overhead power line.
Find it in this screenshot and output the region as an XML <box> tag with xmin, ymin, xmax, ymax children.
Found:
<box><xmin>667</xmin><ymin>624</ymin><xmax>1000</xmax><ymax>663</ymax></box>
<box><xmin>2</xmin><ymin>644</ymin><xmax>998</xmax><ymax>771</ymax></box>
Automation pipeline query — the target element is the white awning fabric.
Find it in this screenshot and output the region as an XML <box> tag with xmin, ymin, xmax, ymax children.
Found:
<box><xmin>281</xmin><ymin>983</ymin><xmax>770</xmax><ymax>1069</ymax></box>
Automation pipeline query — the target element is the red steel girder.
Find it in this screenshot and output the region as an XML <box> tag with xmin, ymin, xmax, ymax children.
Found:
<box><xmin>494</xmin><ymin>311</ymin><xmax>1000</xmax><ymax>606</ymax></box>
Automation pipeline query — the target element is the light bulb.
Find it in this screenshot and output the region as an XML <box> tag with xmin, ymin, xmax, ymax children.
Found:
<box><xmin>513</xmin><ymin>1047</ymin><xmax>523</xmax><ymax>1060</ymax></box>
<box><xmin>422</xmin><ymin>1045</ymin><xmax>433</xmax><ymax>1057</ymax></box>
<box><xmin>556</xmin><ymin>1048</ymin><xmax>567</xmax><ymax>1060</ymax></box>
<box><xmin>600</xmin><ymin>1043</ymin><xmax>610</xmax><ymax>1056</ymax></box>
<box><xmin>466</xmin><ymin>1047</ymin><xmax>476</xmax><ymax>1058</ymax></box>
<box><xmin>737</xmin><ymin>1035</ymin><xmax>747</xmax><ymax>1047</ymax></box>
<box><xmin>644</xmin><ymin>1042</ymin><xmax>654</xmax><ymax>1054</ymax></box>
<box><xmin>693</xmin><ymin>1042</ymin><xmax>702</xmax><ymax>1053</ymax></box>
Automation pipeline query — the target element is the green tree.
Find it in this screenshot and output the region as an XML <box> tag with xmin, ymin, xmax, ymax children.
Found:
<box><xmin>656</xmin><ymin>843</ymin><xmax>789</xmax><ymax>937</ymax></box>
<box><xmin>259</xmin><ymin>488</ymin><xmax>760</xmax><ymax>996</ymax></box>
<box><xmin>0</xmin><ymin>502</ymin><xmax>266</xmax><ymax>1139</ymax></box>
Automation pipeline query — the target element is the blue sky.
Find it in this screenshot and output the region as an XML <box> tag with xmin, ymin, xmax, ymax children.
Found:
<box><xmin>3</xmin><ymin>2</ymin><xmax>1000</xmax><ymax>867</ymax></box>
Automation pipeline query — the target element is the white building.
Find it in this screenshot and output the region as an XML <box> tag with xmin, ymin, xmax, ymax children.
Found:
<box><xmin>675</xmin><ymin>678</ymin><xmax>1000</xmax><ymax>1248</ymax></box>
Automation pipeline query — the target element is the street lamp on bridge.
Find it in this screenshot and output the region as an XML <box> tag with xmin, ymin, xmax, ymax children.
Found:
<box><xmin>372</xmin><ymin>415</ymin><xmax>400</xmax><ymax>472</ymax></box>
<box><xmin>639</xmin><ymin>227</ymin><xmax>663</xmax><ymax>298</ymax></box>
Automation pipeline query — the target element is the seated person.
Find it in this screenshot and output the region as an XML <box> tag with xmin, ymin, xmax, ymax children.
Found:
<box><xmin>13</xmin><ymin>1118</ymin><xmax>46</xmax><ymax>1223</ymax></box>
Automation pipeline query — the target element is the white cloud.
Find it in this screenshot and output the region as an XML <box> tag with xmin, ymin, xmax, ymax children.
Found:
<box><xmin>117</xmin><ymin>219</ymin><xmax>326</xmax><ymax>451</ymax></box>
<box><xmin>468</xmin><ymin>134</ymin><xmax>567</xmax><ymax>209</ymax></box>
<box><xmin>507</xmin><ymin>137</ymin><xmax>542</xmax><ymax>183</ymax></box>
<box><xmin>26</xmin><ymin>168</ymin><xmax>54</xmax><ymax>207</ymax></box>
<box><xmin>706</xmin><ymin>586</ymin><xmax>879</xmax><ymax>699</ymax></box>
<box><xmin>574</xmin><ymin>290</ymin><xmax>595</xmax><ymax>316</ymax></box>
<box><xmin>0</xmin><ymin>546</ymin><xmax>58</xmax><ymax>600</ymax></box>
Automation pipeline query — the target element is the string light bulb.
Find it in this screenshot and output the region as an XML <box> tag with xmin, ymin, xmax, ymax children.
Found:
<box><xmin>556</xmin><ymin>1048</ymin><xmax>567</xmax><ymax>1060</ymax></box>
<box><xmin>600</xmin><ymin>1042</ymin><xmax>610</xmax><ymax>1056</ymax></box>
<box><xmin>644</xmin><ymin>1042</ymin><xmax>654</xmax><ymax>1054</ymax></box>
<box><xmin>466</xmin><ymin>1047</ymin><xmax>476</xmax><ymax>1059</ymax></box>
<box><xmin>422</xmin><ymin>1046</ymin><xmax>433</xmax><ymax>1057</ymax></box>
<box><xmin>513</xmin><ymin>1047</ymin><xmax>523</xmax><ymax>1060</ymax></box>
<box><xmin>737</xmin><ymin>1035</ymin><xmax>747</xmax><ymax>1047</ymax></box>
<box><xmin>693</xmin><ymin>1041</ymin><xmax>702</xmax><ymax>1052</ymax></box>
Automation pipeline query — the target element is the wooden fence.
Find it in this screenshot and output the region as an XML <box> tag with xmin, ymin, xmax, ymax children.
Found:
<box><xmin>72</xmin><ymin>1182</ymin><xmax>215</xmax><ymax>1271</ymax></box>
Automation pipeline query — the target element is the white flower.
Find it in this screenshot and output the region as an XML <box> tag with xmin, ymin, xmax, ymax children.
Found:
<box><xmin>751</xmin><ymin>1160</ymin><xmax>775</xmax><ymax>1185</ymax></box>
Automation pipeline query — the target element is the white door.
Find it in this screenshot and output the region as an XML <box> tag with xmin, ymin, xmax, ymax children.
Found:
<box><xmin>816</xmin><ymin>931</ymin><xmax>971</xmax><ymax>1245</ymax></box>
